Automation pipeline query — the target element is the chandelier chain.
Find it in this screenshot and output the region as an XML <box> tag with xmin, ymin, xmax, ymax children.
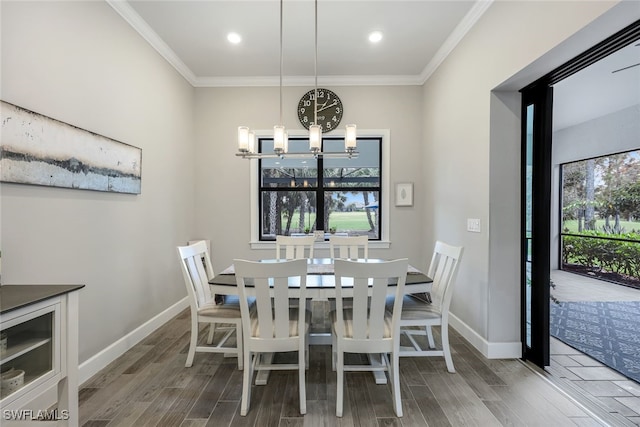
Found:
<box><xmin>279</xmin><ymin>0</ymin><xmax>283</xmax><ymax>126</ymax></box>
<box><xmin>314</xmin><ymin>0</ymin><xmax>318</xmax><ymax>126</ymax></box>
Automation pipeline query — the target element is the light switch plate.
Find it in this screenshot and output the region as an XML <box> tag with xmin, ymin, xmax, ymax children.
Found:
<box><xmin>467</xmin><ymin>218</ymin><xmax>481</xmax><ymax>233</ymax></box>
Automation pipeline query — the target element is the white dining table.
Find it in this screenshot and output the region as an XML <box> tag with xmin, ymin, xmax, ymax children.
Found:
<box><xmin>209</xmin><ymin>258</ymin><xmax>433</xmax><ymax>384</ymax></box>
<box><xmin>210</xmin><ymin>258</ymin><xmax>432</xmax><ymax>300</ymax></box>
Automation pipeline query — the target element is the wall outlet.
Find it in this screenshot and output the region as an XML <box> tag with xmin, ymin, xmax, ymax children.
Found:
<box><xmin>467</xmin><ymin>218</ymin><xmax>481</xmax><ymax>233</ymax></box>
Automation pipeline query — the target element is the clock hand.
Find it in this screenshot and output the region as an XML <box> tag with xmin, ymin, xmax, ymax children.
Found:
<box><xmin>316</xmin><ymin>101</ymin><xmax>338</xmax><ymax>113</ymax></box>
<box><xmin>314</xmin><ymin>98</ymin><xmax>329</xmax><ymax>113</ymax></box>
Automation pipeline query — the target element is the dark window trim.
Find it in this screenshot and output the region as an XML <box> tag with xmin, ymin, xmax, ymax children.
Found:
<box><xmin>257</xmin><ymin>136</ymin><xmax>383</xmax><ymax>242</ymax></box>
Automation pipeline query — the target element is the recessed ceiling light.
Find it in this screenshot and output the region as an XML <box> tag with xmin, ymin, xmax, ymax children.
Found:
<box><xmin>368</xmin><ymin>31</ymin><xmax>383</xmax><ymax>43</ymax></box>
<box><xmin>227</xmin><ymin>32</ymin><xmax>242</xmax><ymax>44</ymax></box>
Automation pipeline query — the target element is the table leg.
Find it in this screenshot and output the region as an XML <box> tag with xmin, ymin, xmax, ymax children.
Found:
<box><xmin>367</xmin><ymin>353</ymin><xmax>388</xmax><ymax>384</ymax></box>
<box><xmin>254</xmin><ymin>353</ymin><xmax>274</xmax><ymax>385</ymax></box>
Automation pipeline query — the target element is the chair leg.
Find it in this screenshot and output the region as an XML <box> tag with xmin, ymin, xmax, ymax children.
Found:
<box><xmin>390</xmin><ymin>352</ymin><xmax>403</xmax><ymax>417</ymax></box>
<box><xmin>331</xmin><ymin>332</ymin><xmax>337</xmax><ymax>371</ymax></box>
<box><xmin>240</xmin><ymin>350</ymin><xmax>253</xmax><ymax>416</ymax></box>
<box><xmin>236</xmin><ymin>322</ymin><xmax>243</xmax><ymax>370</ymax></box>
<box><xmin>305</xmin><ymin>333</ymin><xmax>310</xmax><ymax>369</ymax></box>
<box><xmin>336</xmin><ymin>349</ymin><xmax>344</xmax><ymax>417</ymax></box>
<box><xmin>441</xmin><ymin>325</ymin><xmax>455</xmax><ymax>373</ymax></box>
<box><xmin>206</xmin><ymin>323</ymin><xmax>216</xmax><ymax>345</ymax></box>
<box><xmin>299</xmin><ymin>347</ymin><xmax>307</xmax><ymax>414</ymax></box>
<box><xmin>186</xmin><ymin>316</ymin><xmax>199</xmax><ymax>367</ymax></box>
<box><xmin>426</xmin><ymin>325</ymin><xmax>435</xmax><ymax>349</ymax></box>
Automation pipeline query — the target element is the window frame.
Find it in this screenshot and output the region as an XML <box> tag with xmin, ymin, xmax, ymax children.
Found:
<box><xmin>249</xmin><ymin>129</ymin><xmax>390</xmax><ymax>249</ymax></box>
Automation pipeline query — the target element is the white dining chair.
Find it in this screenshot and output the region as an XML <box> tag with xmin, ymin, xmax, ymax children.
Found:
<box><xmin>392</xmin><ymin>241</ymin><xmax>463</xmax><ymax>373</ymax></box>
<box><xmin>332</xmin><ymin>258</ymin><xmax>408</xmax><ymax>417</ymax></box>
<box><xmin>177</xmin><ymin>241</ymin><xmax>244</xmax><ymax>369</ymax></box>
<box><xmin>234</xmin><ymin>258</ymin><xmax>310</xmax><ymax>416</ymax></box>
<box><xmin>275</xmin><ymin>235</ymin><xmax>315</xmax><ymax>260</ymax></box>
<box><xmin>329</xmin><ymin>235</ymin><xmax>369</xmax><ymax>260</ymax></box>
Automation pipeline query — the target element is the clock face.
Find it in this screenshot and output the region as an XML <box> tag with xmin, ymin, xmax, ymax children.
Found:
<box><xmin>297</xmin><ymin>89</ymin><xmax>343</xmax><ymax>132</ymax></box>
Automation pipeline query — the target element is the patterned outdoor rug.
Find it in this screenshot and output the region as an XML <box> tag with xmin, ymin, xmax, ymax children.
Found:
<box><xmin>550</xmin><ymin>301</ymin><xmax>640</xmax><ymax>383</ymax></box>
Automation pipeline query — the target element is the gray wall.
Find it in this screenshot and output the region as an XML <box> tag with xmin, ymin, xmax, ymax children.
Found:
<box><xmin>193</xmin><ymin>86</ymin><xmax>426</xmax><ymax>272</ymax></box>
<box><xmin>0</xmin><ymin>1</ymin><xmax>196</xmax><ymax>363</ymax></box>
<box><xmin>420</xmin><ymin>0</ymin><xmax>626</xmax><ymax>354</ymax></box>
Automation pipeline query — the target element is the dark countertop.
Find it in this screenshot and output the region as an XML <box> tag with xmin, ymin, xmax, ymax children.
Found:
<box><xmin>0</xmin><ymin>284</ymin><xmax>85</xmax><ymax>315</ymax></box>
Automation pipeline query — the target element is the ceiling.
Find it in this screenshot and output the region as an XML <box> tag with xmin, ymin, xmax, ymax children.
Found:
<box><xmin>109</xmin><ymin>1</ymin><xmax>639</xmax><ymax>129</ymax></box>
<box><xmin>553</xmin><ymin>41</ymin><xmax>640</xmax><ymax>130</ymax></box>
<box><xmin>109</xmin><ymin>0</ymin><xmax>487</xmax><ymax>87</ymax></box>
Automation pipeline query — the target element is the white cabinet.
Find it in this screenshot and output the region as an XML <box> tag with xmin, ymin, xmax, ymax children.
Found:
<box><xmin>0</xmin><ymin>285</ymin><xmax>83</xmax><ymax>426</ymax></box>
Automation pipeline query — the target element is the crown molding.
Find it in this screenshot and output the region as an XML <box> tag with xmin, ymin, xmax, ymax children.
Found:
<box><xmin>419</xmin><ymin>0</ymin><xmax>494</xmax><ymax>84</ymax></box>
<box><xmin>106</xmin><ymin>0</ymin><xmax>198</xmax><ymax>85</ymax></box>
<box><xmin>193</xmin><ymin>74</ymin><xmax>423</xmax><ymax>88</ymax></box>
<box><xmin>108</xmin><ymin>0</ymin><xmax>490</xmax><ymax>88</ymax></box>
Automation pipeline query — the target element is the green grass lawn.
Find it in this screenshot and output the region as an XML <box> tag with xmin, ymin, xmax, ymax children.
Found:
<box><xmin>562</xmin><ymin>219</ymin><xmax>640</xmax><ymax>234</ymax></box>
<box><xmin>284</xmin><ymin>211</ymin><xmax>375</xmax><ymax>231</ymax></box>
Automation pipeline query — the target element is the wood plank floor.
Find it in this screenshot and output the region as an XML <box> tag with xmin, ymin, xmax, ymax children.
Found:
<box><xmin>79</xmin><ymin>308</ymin><xmax>605</xmax><ymax>426</ymax></box>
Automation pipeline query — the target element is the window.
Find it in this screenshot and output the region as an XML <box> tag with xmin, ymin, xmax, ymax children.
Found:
<box><xmin>560</xmin><ymin>149</ymin><xmax>640</xmax><ymax>288</ymax></box>
<box><xmin>258</xmin><ymin>136</ymin><xmax>382</xmax><ymax>241</ymax></box>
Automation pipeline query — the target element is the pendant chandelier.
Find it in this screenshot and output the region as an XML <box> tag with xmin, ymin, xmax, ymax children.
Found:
<box><xmin>236</xmin><ymin>0</ymin><xmax>357</xmax><ymax>159</ymax></box>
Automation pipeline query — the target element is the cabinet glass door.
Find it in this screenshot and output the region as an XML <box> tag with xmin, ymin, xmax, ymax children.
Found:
<box><xmin>1</xmin><ymin>307</ymin><xmax>57</xmax><ymax>401</ymax></box>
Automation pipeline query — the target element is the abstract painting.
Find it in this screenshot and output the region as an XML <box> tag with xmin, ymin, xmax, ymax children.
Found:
<box><xmin>0</xmin><ymin>101</ymin><xmax>141</xmax><ymax>194</ymax></box>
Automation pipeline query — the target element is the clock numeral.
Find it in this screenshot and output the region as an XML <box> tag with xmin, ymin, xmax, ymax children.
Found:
<box><xmin>299</xmin><ymin>107</ymin><xmax>305</xmax><ymax>114</ymax></box>
<box><xmin>335</xmin><ymin>107</ymin><xmax>341</xmax><ymax>114</ymax></box>
<box><xmin>303</xmin><ymin>100</ymin><xmax>311</xmax><ymax>107</ymax></box>
<box><xmin>326</xmin><ymin>122</ymin><xmax>333</xmax><ymax>129</ymax></box>
<box><xmin>302</xmin><ymin>117</ymin><xmax>308</xmax><ymax>123</ymax></box>
<box><xmin>332</xmin><ymin>116</ymin><xmax>338</xmax><ymax>122</ymax></box>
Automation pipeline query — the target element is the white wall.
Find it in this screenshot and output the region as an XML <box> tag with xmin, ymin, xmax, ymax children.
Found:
<box><xmin>1</xmin><ymin>1</ymin><xmax>196</xmax><ymax>364</ymax></box>
<box><xmin>421</xmin><ymin>0</ymin><xmax>629</xmax><ymax>356</ymax></box>
<box><xmin>193</xmin><ymin>86</ymin><xmax>426</xmax><ymax>272</ymax></box>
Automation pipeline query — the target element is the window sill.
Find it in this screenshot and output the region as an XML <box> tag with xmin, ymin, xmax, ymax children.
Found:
<box><xmin>249</xmin><ymin>240</ymin><xmax>391</xmax><ymax>250</ymax></box>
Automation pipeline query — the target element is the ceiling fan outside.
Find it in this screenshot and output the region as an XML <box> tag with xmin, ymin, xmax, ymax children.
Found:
<box><xmin>611</xmin><ymin>42</ymin><xmax>640</xmax><ymax>74</ymax></box>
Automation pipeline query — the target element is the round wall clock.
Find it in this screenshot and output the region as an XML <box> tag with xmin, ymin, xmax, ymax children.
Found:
<box><xmin>297</xmin><ymin>88</ymin><xmax>343</xmax><ymax>132</ymax></box>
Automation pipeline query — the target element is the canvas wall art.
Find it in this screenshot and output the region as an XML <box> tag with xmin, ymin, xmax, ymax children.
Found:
<box><xmin>0</xmin><ymin>101</ymin><xmax>141</xmax><ymax>194</ymax></box>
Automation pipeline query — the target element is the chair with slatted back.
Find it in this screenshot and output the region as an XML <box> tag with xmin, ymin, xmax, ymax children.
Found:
<box><xmin>332</xmin><ymin>258</ymin><xmax>408</xmax><ymax>417</ymax></box>
<box><xmin>275</xmin><ymin>235</ymin><xmax>315</xmax><ymax>260</ymax></box>
<box><xmin>234</xmin><ymin>258</ymin><xmax>310</xmax><ymax>416</ymax></box>
<box><xmin>177</xmin><ymin>241</ymin><xmax>244</xmax><ymax>369</ymax></box>
<box><xmin>392</xmin><ymin>241</ymin><xmax>463</xmax><ymax>373</ymax></box>
<box><xmin>329</xmin><ymin>235</ymin><xmax>369</xmax><ymax>260</ymax></box>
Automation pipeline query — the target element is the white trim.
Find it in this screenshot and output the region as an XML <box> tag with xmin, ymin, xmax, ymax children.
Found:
<box><xmin>249</xmin><ymin>240</ymin><xmax>391</xmax><ymax>250</ymax></box>
<box><xmin>449</xmin><ymin>312</ymin><xmax>522</xmax><ymax>359</ymax></box>
<box><xmin>78</xmin><ymin>297</ymin><xmax>189</xmax><ymax>385</ymax></box>
<box><xmin>108</xmin><ymin>0</ymin><xmax>489</xmax><ymax>88</ymax></box>
<box><xmin>106</xmin><ymin>0</ymin><xmax>197</xmax><ymax>85</ymax></box>
<box><xmin>419</xmin><ymin>0</ymin><xmax>494</xmax><ymax>84</ymax></box>
<box><xmin>194</xmin><ymin>75</ymin><xmax>423</xmax><ymax>88</ymax></box>
<box><xmin>249</xmin><ymin>129</ymin><xmax>390</xmax><ymax>246</ymax></box>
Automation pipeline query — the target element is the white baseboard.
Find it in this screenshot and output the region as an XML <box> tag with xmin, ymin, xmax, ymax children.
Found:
<box><xmin>79</xmin><ymin>297</ymin><xmax>189</xmax><ymax>385</ymax></box>
<box><xmin>449</xmin><ymin>312</ymin><xmax>522</xmax><ymax>359</ymax></box>
<box><xmin>21</xmin><ymin>297</ymin><xmax>189</xmax><ymax>412</ymax></box>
